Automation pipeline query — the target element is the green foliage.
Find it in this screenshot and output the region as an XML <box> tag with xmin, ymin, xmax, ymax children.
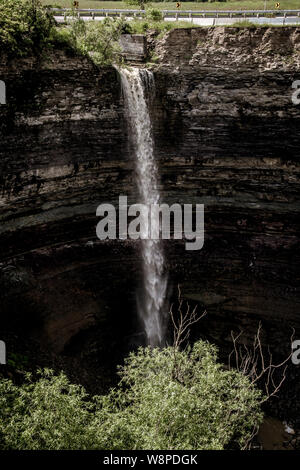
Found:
<box><xmin>7</xmin><ymin>352</ymin><xmax>29</xmax><ymax>370</ymax></box>
<box><xmin>49</xmin><ymin>26</ymin><xmax>75</xmax><ymax>51</ymax></box>
<box><xmin>124</xmin><ymin>0</ymin><xmax>151</xmax><ymax>10</ymax></box>
<box><xmin>0</xmin><ymin>0</ymin><xmax>55</xmax><ymax>57</ymax></box>
<box><xmin>146</xmin><ymin>8</ymin><xmax>163</xmax><ymax>21</ymax></box>
<box><xmin>128</xmin><ymin>18</ymin><xmax>183</xmax><ymax>34</ymax></box>
<box><xmin>99</xmin><ymin>342</ymin><xmax>264</xmax><ymax>450</ymax></box>
<box><xmin>125</xmin><ymin>15</ymin><xmax>199</xmax><ymax>35</ymax></box>
<box><xmin>63</xmin><ymin>16</ymin><xmax>126</xmax><ymax>65</ymax></box>
<box><xmin>0</xmin><ymin>1</ymin><xmax>125</xmax><ymax>64</ymax></box>
<box><xmin>0</xmin><ymin>369</ymin><xmax>98</xmax><ymax>450</ymax></box>
<box><xmin>0</xmin><ymin>341</ymin><xmax>264</xmax><ymax>450</ymax></box>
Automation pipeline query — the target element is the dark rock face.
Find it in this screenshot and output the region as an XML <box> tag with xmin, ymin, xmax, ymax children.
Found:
<box><xmin>152</xmin><ymin>64</ymin><xmax>300</xmax><ymax>354</ymax></box>
<box><xmin>0</xmin><ymin>30</ymin><xmax>299</xmax><ymax>409</ymax></box>
<box><xmin>0</xmin><ymin>52</ymin><xmax>138</xmax><ymax>389</ymax></box>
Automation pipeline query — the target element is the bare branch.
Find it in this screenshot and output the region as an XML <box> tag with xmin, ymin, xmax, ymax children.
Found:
<box><xmin>229</xmin><ymin>324</ymin><xmax>295</xmax><ymax>404</ymax></box>
<box><xmin>169</xmin><ymin>284</ymin><xmax>207</xmax><ymax>384</ymax></box>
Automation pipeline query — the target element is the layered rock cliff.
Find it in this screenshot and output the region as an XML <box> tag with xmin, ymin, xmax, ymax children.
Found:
<box><xmin>151</xmin><ymin>27</ymin><xmax>300</xmax><ymax>356</ymax></box>
<box><xmin>154</xmin><ymin>25</ymin><xmax>300</xmax><ymax>69</ymax></box>
<box><xmin>0</xmin><ymin>28</ymin><xmax>299</xmax><ymax>414</ymax></box>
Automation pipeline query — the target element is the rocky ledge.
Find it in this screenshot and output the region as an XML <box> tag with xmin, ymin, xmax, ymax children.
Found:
<box><xmin>154</xmin><ymin>26</ymin><xmax>300</xmax><ymax>69</ymax></box>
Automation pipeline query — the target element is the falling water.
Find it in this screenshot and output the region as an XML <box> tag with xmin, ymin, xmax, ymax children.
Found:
<box><xmin>120</xmin><ymin>67</ymin><xmax>167</xmax><ymax>347</ymax></box>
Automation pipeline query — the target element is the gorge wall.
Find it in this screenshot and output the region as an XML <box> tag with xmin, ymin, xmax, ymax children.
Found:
<box><xmin>152</xmin><ymin>26</ymin><xmax>300</xmax><ymax>356</ymax></box>
<box><xmin>0</xmin><ymin>28</ymin><xmax>299</xmax><ymax>410</ymax></box>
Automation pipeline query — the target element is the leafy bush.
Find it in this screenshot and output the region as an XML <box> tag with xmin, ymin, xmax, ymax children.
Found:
<box><xmin>129</xmin><ymin>18</ymin><xmax>186</xmax><ymax>35</ymax></box>
<box><xmin>49</xmin><ymin>26</ymin><xmax>75</xmax><ymax>51</ymax></box>
<box><xmin>0</xmin><ymin>0</ymin><xmax>55</xmax><ymax>57</ymax></box>
<box><xmin>65</xmin><ymin>16</ymin><xmax>126</xmax><ymax>65</ymax></box>
<box><xmin>0</xmin><ymin>2</ymin><xmax>126</xmax><ymax>64</ymax></box>
<box><xmin>0</xmin><ymin>369</ymin><xmax>98</xmax><ymax>450</ymax></box>
<box><xmin>146</xmin><ymin>8</ymin><xmax>163</xmax><ymax>22</ymax></box>
<box><xmin>7</xmin><ymin>352</ymin><xmax>29</xmax><ymax>370</ymax></box>
<box><xmin>0</xmin><ymin>341</ymin><xmax>264</xmax><ymax>450</ymax></box>
<box><xmin>99</xmin><ymin>342</ymin><xmax>264</xmax><ymax>450</ymax></box>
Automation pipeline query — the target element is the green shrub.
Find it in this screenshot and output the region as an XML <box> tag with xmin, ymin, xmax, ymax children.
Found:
<box><xmin>0</xmin><ymin>0</ymin><xmax>55</xmax><ymax>57</ymax></box>
<box><xmin>129</xmin><ymin>18</ymin><xmax>191</xmax><ymax>35</ymax></box>
<box><xmin>146</xmin><ymin>8</ymin><xmax>163</xmax><ymax>22</ymax></box>
<box><xmin>0</xmin><ymin>369</ymin><xmax>98</xmax><ymax>450</ymax></box>
<box><xmin>49</xmin><ymin>26</ymin><xmax>75</xmax><ymax>52</ymax></box>
<box><xmin>99</xmin><ymin>342</ymin><xmax>264</xmax><ymax>450</ymax></box>
<box><xmin>7</xmin><ymin>352</ymin><xmax>29</xmax><ymax>370</ymax></box>
<box><xmin>66</xmin><ymin>17</ymin><xmax>125</xmax><ymax>65</ymax></box>
<box><xmin>0</xmin><ymin>341</ymin><xmax>264</xmax><ymax>450</ymax></box>
<box><xmin>0</xmin><ymin>2</ymin><xmax>127</xmax><ymax>64</ymax></box>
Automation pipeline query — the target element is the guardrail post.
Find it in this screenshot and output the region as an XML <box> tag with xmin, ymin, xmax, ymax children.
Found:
<box><xmin>175</xmin><ymin>12</ymin><xmax>178</xmax><ymax>21</ymax></box>
<box><xmin>283</xmin><ymin>12</ymin><xmax>286</xmax><ymax>25</ymax></box>
<box><xmin>92</xmin><ymin>12</ymin><xmax>95</xmax><ymax>19</ymax></box>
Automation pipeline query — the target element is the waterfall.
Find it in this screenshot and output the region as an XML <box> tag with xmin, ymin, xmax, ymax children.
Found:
<box><xmin>120</xmin><ymin>67</ymin><xmax>167</xmax><ymax>348</ymax></box>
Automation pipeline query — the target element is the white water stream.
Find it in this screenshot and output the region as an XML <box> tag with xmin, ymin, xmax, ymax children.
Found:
<box><xmin>120</xmin><ymin>67</ymin><xmax>167</xmax><ymax>347</ymax></box>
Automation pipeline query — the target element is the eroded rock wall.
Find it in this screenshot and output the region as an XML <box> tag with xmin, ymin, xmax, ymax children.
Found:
<box><xmin>0</xmin><ymin>52</ymin><xmax>137</xmax><ymax>381</ymax></box>
<box><xmin>0</xmin><ymin>30</ymin><xmax>299</xmax><ymax>402</ymax></box>
<box><xmin>154</xmin><ymin>26</ymin><xmax>300</xmax><ymax>69</ymax></box>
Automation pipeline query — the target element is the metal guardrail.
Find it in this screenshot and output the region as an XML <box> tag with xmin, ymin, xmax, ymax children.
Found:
<box><xmin>51</xmin><ymin>8</ymin><xmax>300</xmax><ymax>19</ymax></box>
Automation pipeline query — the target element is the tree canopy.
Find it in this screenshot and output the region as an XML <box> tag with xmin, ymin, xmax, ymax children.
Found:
<box><xmin>0</xmin><ymin>0</ymin><xmax>55</xmax><ymax>56</ymax></box>
<box><xmin>0</xmin><ymin>341</ymin><xmax>264</xmax><ymax>450</ymax></box>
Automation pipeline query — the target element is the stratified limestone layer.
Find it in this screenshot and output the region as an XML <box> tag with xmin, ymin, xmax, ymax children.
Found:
<box><xmin>0</xmin><ymin>31</ymin><xmax>299</xmax><ymax>412</ymax></box>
